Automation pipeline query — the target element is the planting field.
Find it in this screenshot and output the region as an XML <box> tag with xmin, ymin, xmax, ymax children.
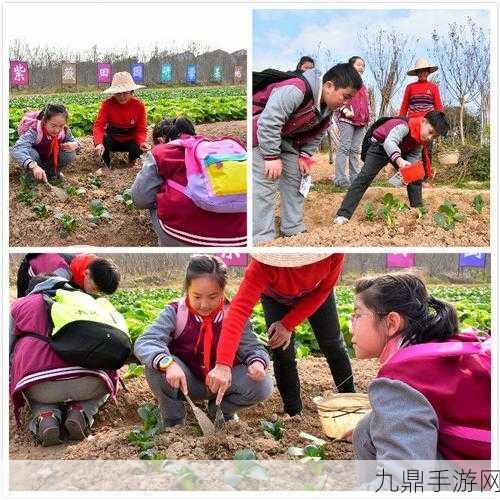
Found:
<box><xmin>9</xmin><ymin>284</ymin><xmax>489</xmax><ymax>463</ymax></box>
<box><xmin>260</xmin><ymin>153</ymin><xmax>489</xmax><ymax>247</ymax></box>
<box><xmin>9</xmin><ymin>120</ymin><xmax>247</xmax><ymax>247</ymax></box>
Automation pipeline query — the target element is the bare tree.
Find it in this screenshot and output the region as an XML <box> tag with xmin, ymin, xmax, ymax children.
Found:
<box><xmin>432</xmin><ymin>18</ymin><xmax>485</xmax><ymax>144</ymax></box>
<box><xmin>360</xmin><ymin>28</ymin><xmax>417</xmax><ymax>117</ymax></box>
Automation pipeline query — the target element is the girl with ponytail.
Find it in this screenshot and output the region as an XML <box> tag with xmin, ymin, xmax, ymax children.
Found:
<box><xmin>349</xmin><ymin>273</ymin><xmax>490</xmax><ymax>472</ymax></box>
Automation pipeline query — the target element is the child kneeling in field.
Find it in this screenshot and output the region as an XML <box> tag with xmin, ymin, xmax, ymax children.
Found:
<box><xmin>349</xmin><ymin>273</ymin><xmax>490</xmax><ymax>472</ymax></box>
<box><xmin>334</xmin><ymin>111</ymin><xmax>450</xmax><ymax>224</ymax></box>
<box><xmin>134</xmin><ymin>255</ymin><xmax>273</xmax><ymax>428</ymax></box>
<box><xmin>253</xmin><ymin>64</ymin><xmax>362</xmax><ymax>242</ymax></box>
<box><xmin>10</xmin><ymin>104</ymin><xmax>81</xmax><ymax>183</ymax></box>
<box><xmin>131</xmin><ymin>117</ymin><xmax>247</xmax><ymax>247</ymax></box>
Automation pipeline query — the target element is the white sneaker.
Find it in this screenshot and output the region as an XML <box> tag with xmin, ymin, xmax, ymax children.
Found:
<box><xmin>334</xmin><ymin>216</ymin><xmax>349</xmax><ymax>225</ymax></box>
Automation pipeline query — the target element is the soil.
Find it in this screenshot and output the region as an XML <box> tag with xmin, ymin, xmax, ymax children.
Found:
<box><xmin>9</xmin><ymin>357</ymin><xmax>378</xmax><ymax>461</ymax></box>
<box><xmin>260</xmin><ymin>153</ymin><xmax>490</xmax><ymax>247</ymax></box>
<box><xmin>9</xmin><ymin>121</ymin><xmax>247</xmax><ymax>247</ymax></box>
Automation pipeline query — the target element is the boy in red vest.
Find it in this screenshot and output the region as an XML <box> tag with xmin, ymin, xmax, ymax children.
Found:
<box><xmin>253</xmin><ymin>64</ymin><xmax>363</xmax><ymax>242</ymax></box>
<box><xmin>16</xmin><ymin>253</ymin><xmax>120</xmax><ymax>298</ymax></box>
<box><xmin>335</xmin><ymin>111</ymin><xmax>450</xmax><ymax>224</ymax></box>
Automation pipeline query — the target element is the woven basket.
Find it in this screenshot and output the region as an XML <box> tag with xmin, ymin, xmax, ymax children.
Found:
<box><xmin>313</xmin><ymin>393</ymin><xmax>371</xmax><ymax>439</ymax></box>
<box><xmin>438</xmin><ymin>151</ymin><xmax>460</xmax><ymax>166</ymax></box>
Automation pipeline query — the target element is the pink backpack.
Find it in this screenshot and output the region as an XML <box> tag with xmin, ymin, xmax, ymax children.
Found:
<box><xmin>379</xmin><ymin>333</ymin><xmax>491</xmax><ymax>460</ymax></box>
<box><xmin>18</xmin><ymin>111</ymin><xmax>65</xmax><ymax>144</ymax></box>
<box><xmin>167</xmin><ymin>136</ymin><xmax>247</xmax><ymax>213</ymax></box>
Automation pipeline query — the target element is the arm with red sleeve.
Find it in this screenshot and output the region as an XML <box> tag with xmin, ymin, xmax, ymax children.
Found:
<box><xmin>433</xmin><ymin>84</ymin><xmax>444</xmax><ymax>112</ymax></box>
<box><xmin>134</xmin><ymin>100</ymin><xmax>148</xmax><ymax>144</ymax></box>
<box><xmin>93</xmin><ymin>100</ymin><xmax>109</xmax><ymax>146</ymax></box>
<box><xmin>216</xmin><ymin>261</ymin><xmax>270</xmax><ymax>367</ymax></box>
<box><xmin>280</xmin><ymin>254</ymin><xmax>345</xmax><ymax>331</ymax></box>
<box><xmin>399</xmin><ymin>85</ymin><xmax>410</xmax><ymax>117</ymax></box>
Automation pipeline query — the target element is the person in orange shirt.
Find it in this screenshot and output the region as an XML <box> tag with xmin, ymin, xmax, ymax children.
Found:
<box><xmin>93</xmin><ymin>72</ymin><xmax>150</xmax><ymax>174</ymax></box>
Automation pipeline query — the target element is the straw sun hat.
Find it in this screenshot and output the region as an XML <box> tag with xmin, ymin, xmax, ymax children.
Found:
<box><xmin>103</xmin><ymin>72</ymin><xmax>145</xmax><ymax>94</ymax></box>
<box><xmin>251</xmin><ymin>253</ymin><xmax>332</xmax><ymax>268</ymax></box>
<box><xmin>407</xmin><ymin>57</ymin><xmax>439</xmax><ymax>76</ymax></box>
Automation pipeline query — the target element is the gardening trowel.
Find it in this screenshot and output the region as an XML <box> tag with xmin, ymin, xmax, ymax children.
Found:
<box><xmin>184</xmin><ymin>393</ymin><xmax>216</xmax><ymax>436</ymax></box>
<box><xmin>44</xmin><ymin>181</ymin><xmax>68</xmax><ymax>202</ymax></box>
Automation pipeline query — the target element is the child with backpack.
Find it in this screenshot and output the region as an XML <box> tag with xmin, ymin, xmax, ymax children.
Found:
<box><xmin>10</xmin><ymin>104</ymin><xmax>81</xmax><ymax>183</ymax></box>
<box><xmin>131</xmin><ymin>117</ymin><xmax>247</xmax><ymax>247</ymax></box>
<box><xmin>208</xmin><ymin>253</ymin><xmax>353</xmax><ymax>418</ymax></box>
<box><xmin>10</xmin><ymin>276</ymin><xmax>130</xmax><ymax>446</ymax></box>
<box><xmin>252</xmin><ymin>63</ymin><xmax>362</xmax><ymax>242</ymax></box>
<box><xmin>93</xmin><ymin>72</ymin><xmax>149</xmax><ymax>174</ymax></box>
<box><xmin>16</xmin><ymin>253</ymin><xmax>120</xmax><ymax>298</ymax></box>
<box><xmin>334</xmin><ymin>110</ymin><xmax>450</xmax><ymax>224</ymax></box>
<box><xmin>134</xmin><ymin>255</ymin><xmax>272</xmax><ymax>428</ymax></box>
<box><xmin>333</xmin><ymin>56</ymin><xmax>371</xmax><ymax>188</ymax></box>
<box><xmin>350</xmin><ymin>273</ymin><xmax>490</xmax><ymax>469</ymax></box>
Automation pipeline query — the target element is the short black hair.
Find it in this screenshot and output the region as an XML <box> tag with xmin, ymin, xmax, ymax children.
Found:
<box><xmin>152</xmin><ymin>116</ymin><xmax>196</xmax><ymax>144</ymax></box>
<box><xmin>322</xmin><ymin>63</ymin><xmax>363</xmax><ymax>90</ymax></box>
<box><xmin>424</xmin><ymin>111</ymin><xmax>450</xmax><ymax>137</ymax></box>
<box><xmin>296</xmin><ymin>56</ymin><xmax>315</xmax><ymax>71</ymax></box>
<box><xmin>88</xmin><ymin>258</ymin><xmax>120</xmax><ymax>294</ymax></box>
<box><xmin>348</xmin><ymin>56</ymin><xmax>364</xmax><ymax>66</ymax></box>
<box><xmin>184</xmin><ymin>254</ymin><xmax>227</xmax><ymax>292</ymax></box>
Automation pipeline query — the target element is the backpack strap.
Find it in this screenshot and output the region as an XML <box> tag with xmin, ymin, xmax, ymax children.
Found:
<box><xmin>174</xmin><ymin>298</ymin><xmax>189</xmax><ymax>338</ymax></box>
<box><xmin>166</xmin><ymin>179</ymin><xmax>187</xmax><ymax>195</ymax></box>
<box><xmin>15</xmin><ymin>332</ymin><xmax>52</xmax><ymax>344</ymax></box>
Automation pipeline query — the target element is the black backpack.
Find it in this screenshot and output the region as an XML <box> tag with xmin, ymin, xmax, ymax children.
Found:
<box><xmin>360</xmin><ymin>116</ymin><xmax>408</xmax><ymax>162</ymax></box>
<box><xmin>19</xmin><ymin>283</ymin><xmax>131</xmax><ymax>370</ymax></box>
<box><xmin>253</xmin><ymin>68</ymin><xmax>313</xmax><ymax>107</ymax></box>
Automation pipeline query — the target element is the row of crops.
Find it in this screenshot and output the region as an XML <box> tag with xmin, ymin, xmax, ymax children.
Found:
<box><xmin>9</xmin><ymin>86</ymin><xmax>246</xmax><ymax>144</ymax></box>
<box><xmin>110</xmin><ymin>285</ymin><xmax>491</xmax><ymax>359</ymax></box>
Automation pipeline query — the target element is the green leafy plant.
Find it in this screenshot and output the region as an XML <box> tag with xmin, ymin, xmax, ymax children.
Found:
<box><xmin>416</xmin><ymin>206</ymin><xmax>429</xmax><ymax>219</ymax></box>
<box><xmin>304</xmin><ymin>476</ymin><xmax>327</xmax><ymax>491</ymax></box>
<box><xmin>65</xmin><ymin>185</ymin><xmax>78</xmax><ymax>197</ymax></box>
<box><xmin>55</xmin><ymin>213</ymin><xmax>78</xmax><ymax>234</ymax></box>
<box><xmin>89</xmin><ymin>175</ymin><xmax>102</xmax><ymax>188</ymax></box>
<box><xmin>260</xmin><ymin>419</ymin><xmax>284</xmax><ymax>440</ymax></box>
<box><xmin>377</xmin><ymin>193</ymin><xmax>409</xmax><ymax>228</ymax></box>
<box><xmin>123</xmin><ymin>363</ymin><xmax>145</xmax><ymax>380</ymax></box>
<box><xmin>32</xmin><ymin>203</ymin><xmax>51</xmax><ymax>219</ymax></box>
<box><xmin>223</xmin><ymin>449</ymin><xmax>268</xmax><ymax>489</ymax></box>
<box><xmin>364</xmin><ymin>202</ymin><xmax>375</xmax><ymax>222</ymax></box>
<box><xmin>89</xmin><ymin>199</ymin><xmax>111</xmax><ymax>223</ymax></box>
<box><xmin>127</xmin><ymin>404</ymin><xmax>163</xmax><ymax>460</ymax></box>
<box><xmin>115</xmin><ymin>189</ymin><xmax>134</xmax><ymax>209</ymax></box>
<box><xmin>289</xmin><ymin>443</ymin><xmax>326</xmax><ymax>476</ymax></box>
<box><xmin>472</xmin><ymin>195</ymin><xmax>484</xmax><ymax>214</ymax></box>
<box><xmin>164</xmin><ymin>463</ymin><xmax>200</xmax><ymax>490</ymax></box>
<box><xmin>433</xmin><ymin>201</ymin><xmax>465</xmax><ymax>231</ymax></box>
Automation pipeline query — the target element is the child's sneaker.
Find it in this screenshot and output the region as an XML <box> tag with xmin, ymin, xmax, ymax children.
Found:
<box><xmin>35</xmin><ymin>411</ymin><xmax>62</xmax><ymax>447</ymax></box>
<box><xmin>334</xmin><ymin>216</ymin><xmax>349</xmax><ymax>225</ymax></box>
<box><xmin>64</xmin><ymin>403</ymin><xmax>90</xmax><ymax>441</ymax></box>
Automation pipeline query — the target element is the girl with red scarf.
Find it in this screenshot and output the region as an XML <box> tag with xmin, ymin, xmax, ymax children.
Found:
<box><xmin>11</xmin><ymin>104</ymin><xmax>80</xmax><ymax>183</ymax></box>
<box><xmin>335</xmin><ymin>111</ymin><xmax>450</xmax><ymax>224</ymax></box>
<box><xmin>134</xmin><ymin>255</ymin><xmax>272</xmax><ymax>428</ymax></box>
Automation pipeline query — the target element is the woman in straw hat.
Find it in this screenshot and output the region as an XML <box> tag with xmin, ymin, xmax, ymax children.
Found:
<box><xmin>399</xmin><ymin>58</ymin><xmax>444</xmax><ymax>119</ymax></box>
<box><xmin>93</xmin><ymin>72</ymin><xmax>150</xmax><ymax>174</ymax></box>
<box><xmin>206</xmin><ymin>253</ymin><xmax>354</xmax><ymax>417</ymax></box>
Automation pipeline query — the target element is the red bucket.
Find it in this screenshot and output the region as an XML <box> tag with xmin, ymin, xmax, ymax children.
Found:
<box><xmin>400</xmin><ymin>160</ymin><xmax>425</xmax><ymax>184</ymax></box>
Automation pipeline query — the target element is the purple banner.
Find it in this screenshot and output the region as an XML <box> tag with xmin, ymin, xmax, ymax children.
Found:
<box><xmin>386</xmin><ymin>253</ymin><xmax>415</xmax><ymax>268</ymax></box>
<box><xmin>10</xmin><ymin>60</ymin><xmax>29</xmax><ymax>86</ymax></box>
<box><xmin>131</xmin><ymin>63</ymin><xmax>145</xmax><ymax>83</ymax></box>
<box><xmin>459</xmin><ymin>253</ymin><xmax>486</xmax><ymax>268</ymax></box>
<box><xmin>217</xmin><ymin>253</ymin><xmax>248</xmax><ymax>267</ymax></box>
<box><xmin>97</xmin><ymin>63</ymin><xmax>112</xmax><ymax>84</ymax></box>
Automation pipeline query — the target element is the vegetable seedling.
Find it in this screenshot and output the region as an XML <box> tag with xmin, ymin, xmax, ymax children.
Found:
<box><xmin>260</xmin><ymin>419</ymin><xmax>284</xmax><ymax>440</ymax></box>
<box><xmin>472</xmin><ymin>195</ymin><xmax>484</xmax><ymax>214</ymax></box>
<box><xmin>32</xmin><ymin>203</ymin><xmax>51</xmax><ymax>219</ymax></box>
<box><xmin>364</xmin><ymin>202</ymin><xmax>375</xmax><ymax>222</ymax></box>
<box><xmin>55</xmin><ymin>213</ymin><xmax>78</xmax><ymax>235</ymax></box>
<box><xmin>123</xmin><ymin>363</ymin><xmax>145</xmax><ymax>380</ymax></box>
<box><xmin>164</xmin><ymin>463</ymin><xmax>201</xmax><ymax>490</ymax></box>
<box><xmin>223</xmin><ymin>449</ymin><xmax>268</xmax><ymax>489</ymax></box>
<box><xmin>90</xmin><ymin>199</ymin><xmax>112</xmax><ymax>224</ymax></box>
<box><xmin>115</xmin><ymin>189</ymin><xmax>134</xmax><ymax>209</ymax></box>
<box><xmin>433</xmin><ymin>201</ymin><xmax>465</xmax><ymax>231</ymax></box>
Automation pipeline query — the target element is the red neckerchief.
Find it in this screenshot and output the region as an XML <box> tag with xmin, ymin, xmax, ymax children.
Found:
<box><xmin>408</xmin><ymin>116</ymin><xmax>433</xmax><ymax>179</ymax></box>
<box><xmin>43</xmin><ymin>125</ymin><xmax>61</xmax><ymax>174</ymax></box>
<box><xmin>186</xmin><ymin>295</ymin><xmax>225</xmax><ymax>379</ymax></box>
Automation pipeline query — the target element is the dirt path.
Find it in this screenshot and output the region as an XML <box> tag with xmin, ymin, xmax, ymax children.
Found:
<box><xmin>9</xmin><ymin>121</ymin><xmax>246</xmax><ymax>247</ymax></box>
<box><xmin>260</xmin><ymin>153</ymin><xmax>489</xmax><ymax>247</ymax></box>
<box><xmin>10</xmin><ymin>357</ymin><xmax>378</xmax><ymax>461</ymax></box>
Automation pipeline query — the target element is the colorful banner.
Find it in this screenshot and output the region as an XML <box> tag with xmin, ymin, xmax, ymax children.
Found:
<box><xmin>386</xmin><ymin>253</ymin><xmax>415</xmax><ymax>268</ymax></box>
<box><xmin>213</xmin><ymin>65</ymin><xmax>223</xmax><ymax>82</ymax></box>
<box><xmin>217</xmin><ymin>253</ymin><xmax>248</xmax><ymax>267</ymax></box>
<box><xmin>10</xmin><ymin>60</ymin><xmax>29</xmax><ymax>86</ymax></box>
<box><xmin>61</xmin><ymin>62</ymin><xmax>77</xmax><ymax>85</ymax></box>
<box><xmin>186</xmin><ymin>64</ymin><xmax>197</xmax><ymax>84</ymax></box>
<box><xmin>97</xmin><ymin>63</ymin><xmax>112</xmax><ymax>84</ymax></box>
<box><xmin>131</xmin><ymin>63</ymin><xmax>145</xmax><ymax>83</ymax></box>
<box><xmin>459</xmin><ymin>253</ymin><xmax>486</xmax><ymax>268</ymax></box>
<box><xmin>160</xmin><ymin>63</ymin><xmax>173</xmax><ymax>82</ymax></box>
<box><xmin>234</xmin><ymin>65</ymin><xmax>243</xmax><ymax>83</ymax></box>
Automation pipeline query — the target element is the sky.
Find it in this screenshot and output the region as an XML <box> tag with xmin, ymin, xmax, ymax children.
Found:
<box><xmin>253</xmin><ymin>8</ymin><xmax>490</xmax><ymax>110</ymax></box>
<box><xmin>6</xmin><ymin>3</ymin><xmax>249</xmax><ymax>55</ymax></box>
